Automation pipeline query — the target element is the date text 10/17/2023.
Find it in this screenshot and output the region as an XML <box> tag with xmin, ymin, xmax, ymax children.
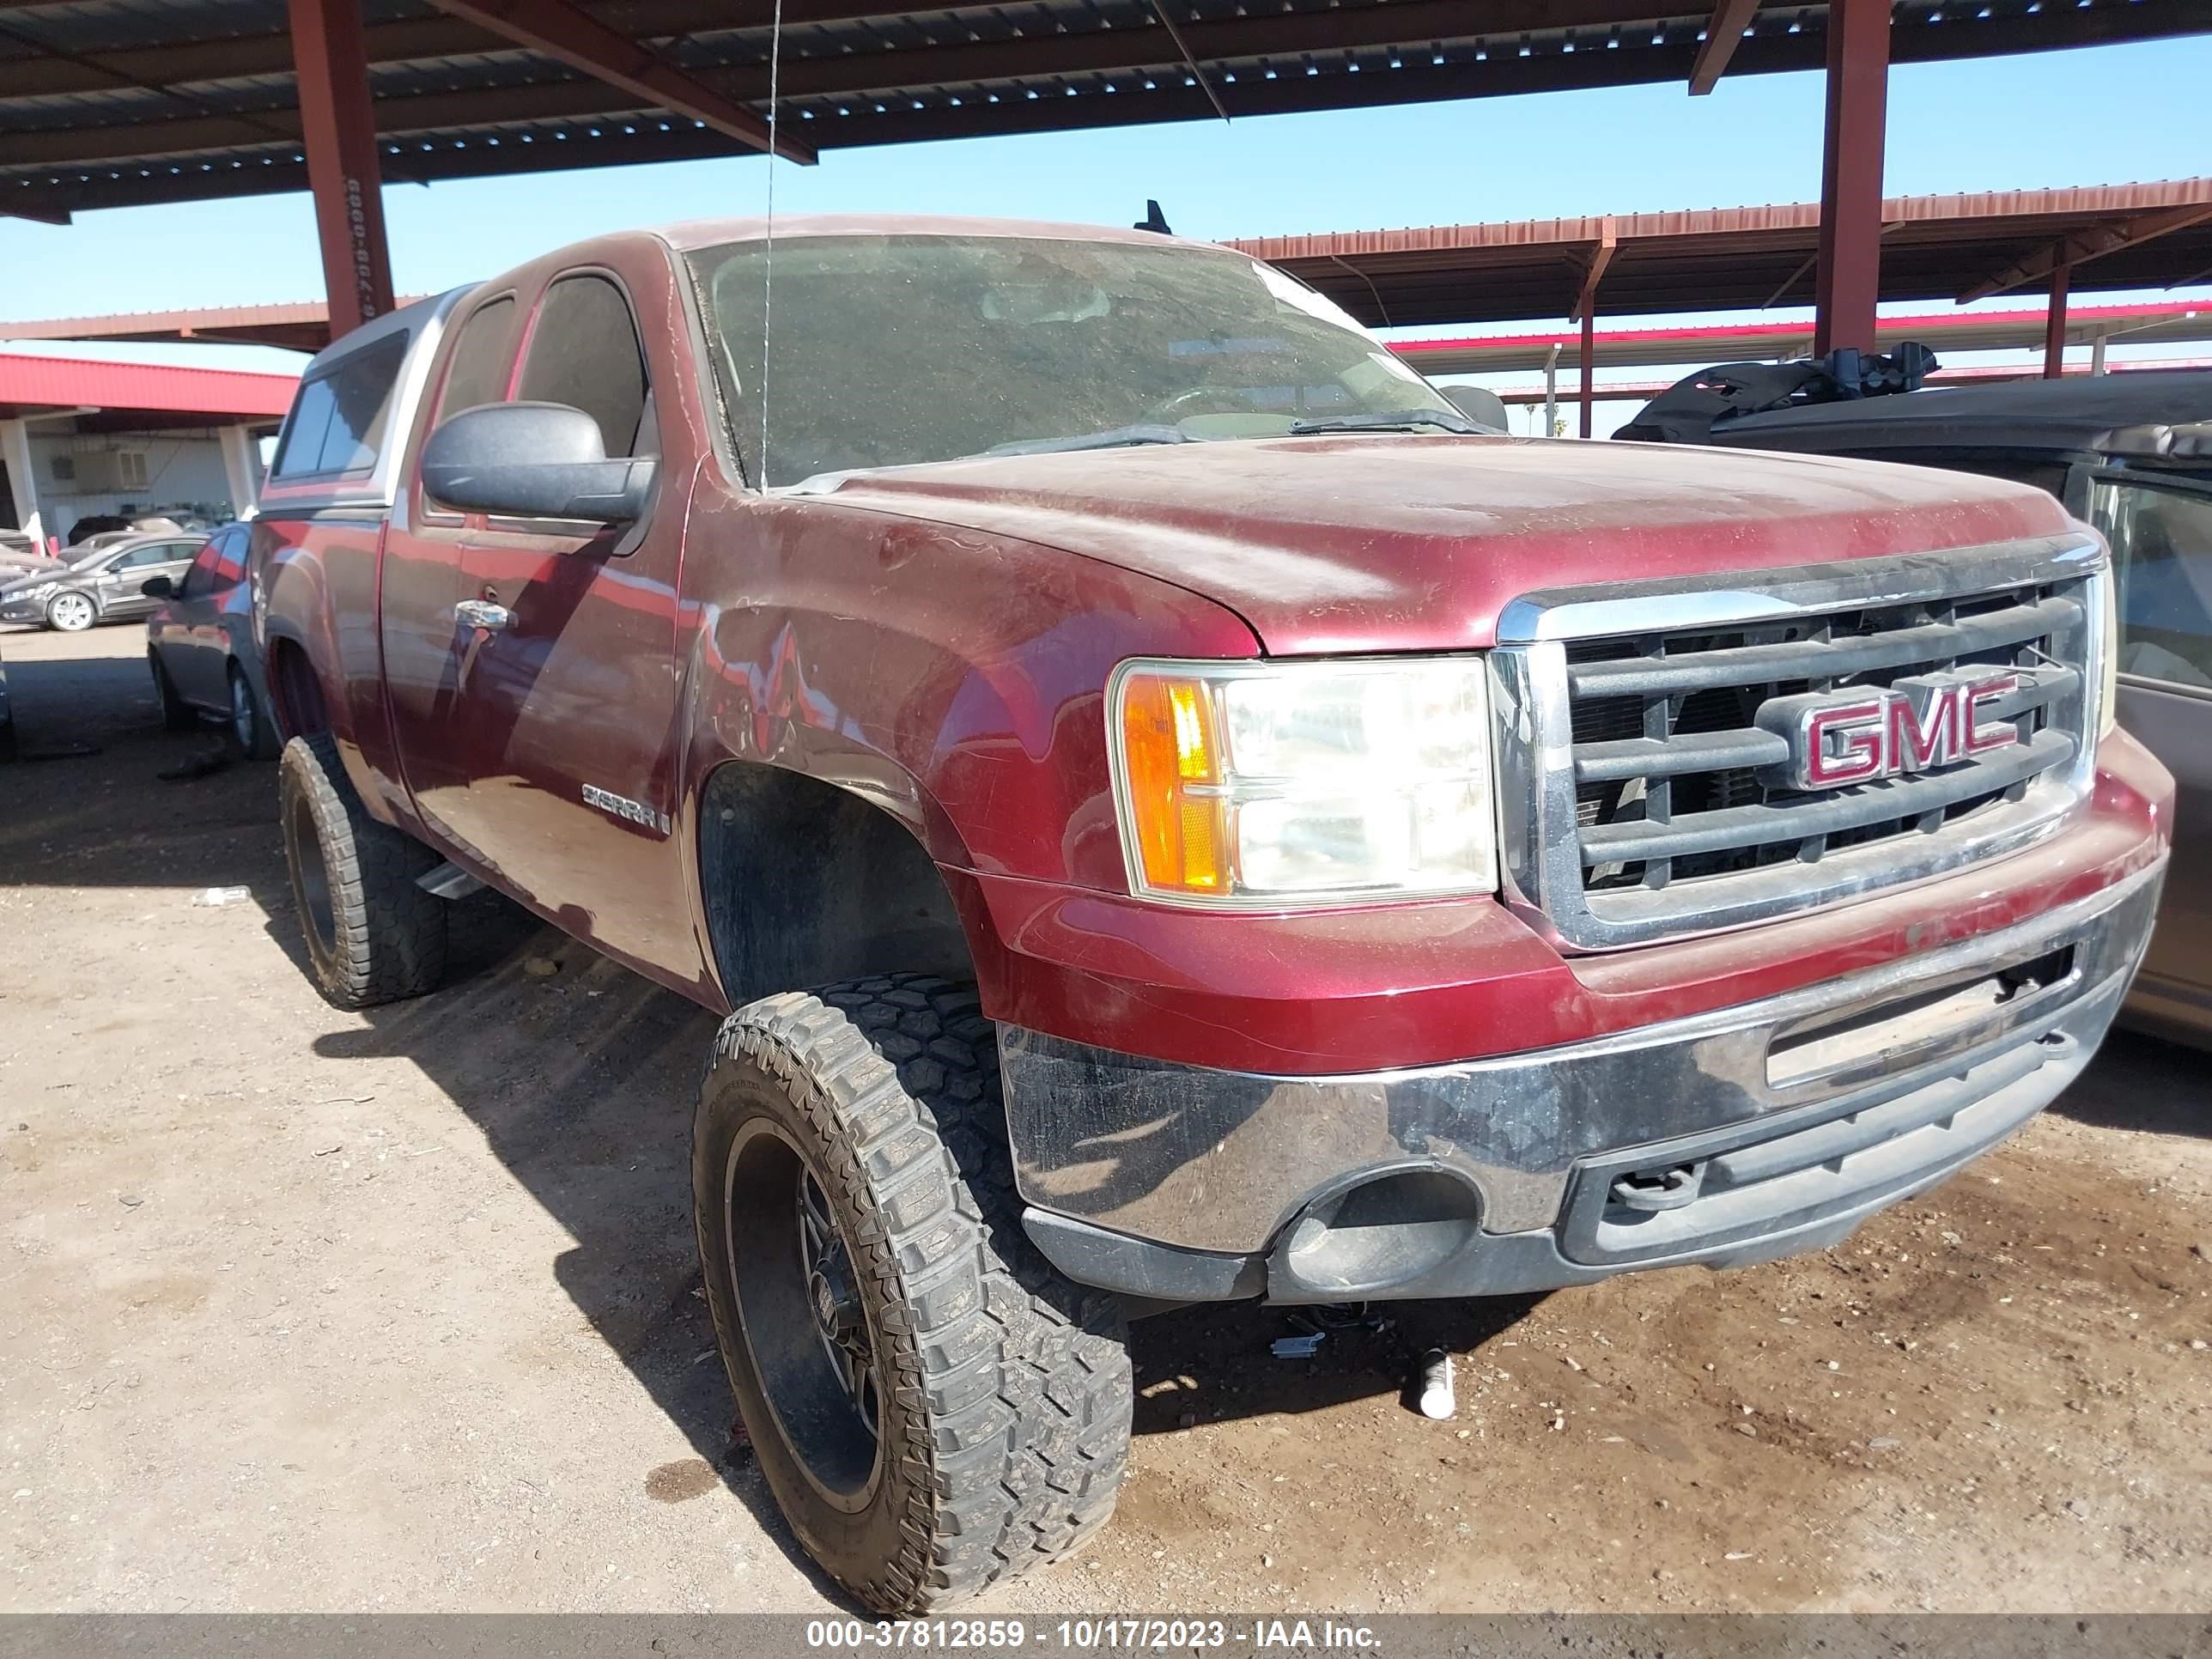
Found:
<box><xmin>804</xmin><ymin>1620</ymin><xmax>1383</xmax><ymax>1651</ymax></box>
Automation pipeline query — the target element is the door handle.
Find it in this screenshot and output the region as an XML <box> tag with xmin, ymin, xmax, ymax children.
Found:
<box><xmin>453</xmin><ymin>599</ymin><xmax>512</xmax><ymax>632</ymax></box>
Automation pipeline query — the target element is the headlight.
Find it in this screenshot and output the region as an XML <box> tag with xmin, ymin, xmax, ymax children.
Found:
<box><xmin>1109</xmin><ymin>656</ymin><xmax>1497</xmax><ymax>906</ymax></box>
<box><xmin>2094</xmin><ymin>564</ymin><xmax>2119</xmax><ymax>739</ymax></box>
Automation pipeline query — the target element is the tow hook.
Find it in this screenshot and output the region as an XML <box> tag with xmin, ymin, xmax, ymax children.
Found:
<box><xmin>1608</xmin><ymin>1159</ymin><xmax>1708</xmax><ymax>1213</ymax></box>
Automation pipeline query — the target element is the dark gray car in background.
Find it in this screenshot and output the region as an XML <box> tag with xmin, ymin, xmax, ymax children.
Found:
<box><xmin>143</xmin><ymin>521</ymin><xmax>277</xmax><ymax>759</ymax></box>
<box><xmin>0</xmin><ymin>532</ymin><xmax>201</xmax><ymax>633</ymax></box>
<box><xmin>1661</xmin><ymin>369</ymin><xmax>2212</xmax><ymax>1047</ymax></box>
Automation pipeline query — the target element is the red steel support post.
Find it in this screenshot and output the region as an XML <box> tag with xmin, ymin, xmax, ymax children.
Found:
<box><xmin>1574</xmin><ymin>224</ymin><xmax>1617</xmax><ymax>441</ymax></box>
<box><xmin>289</xmin><ymin>0</ymin><xmax>394</xmax><ymax>342</ymax></box>
<box><xmin>1579</xmin><ymin>307</ymin><xmax>1597</xmax><ymax>439</ymax></box>
<box><xmin>2043</xmin><ymin>258</ymin><xmax>2072</xmax><ymax>379</ymax></box>
<box><xmin>1813</xmin><ymin>0</ymin><xmax>1888</xmax><ymax>356</ymax></box>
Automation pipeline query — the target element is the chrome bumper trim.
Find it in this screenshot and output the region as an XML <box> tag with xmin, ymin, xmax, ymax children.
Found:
<box><xmin>1000</xmin><ymin>860</ymin><xmax>2162</xmax><ymax>1258</ymax></box>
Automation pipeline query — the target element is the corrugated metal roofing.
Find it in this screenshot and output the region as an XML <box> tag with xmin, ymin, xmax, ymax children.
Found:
<box><xmin>0</xmin><ymin>349</ymin><xmax>298</xmax><ymax>416</ymax></box>
<box><xmin>1397</xmin><ymin>299</ymin><xmax>2212</xmax><ymax>374</ymax></box>
<box><xmin>1228</xmin><ymin>179</ymin><xmax>2212</xmax><ymax>326</ymax></box>
<box><xmin>3</xmin><ymin>0</ymin><xmax>2209</xmax><ymax>220</ymax></box>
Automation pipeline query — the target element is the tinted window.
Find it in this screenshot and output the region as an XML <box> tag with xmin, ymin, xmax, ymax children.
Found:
<box><xmin>272</xmin><ymin>333</ymin><xmax>410</xmax><ymax>479</ymax></box>
<box><xmin>112</xmin><ymin>541</ymin><xmax>191</xmax><ymax>571</ymax></box>
<box><xmin>2094</xmin><ymin>477</ymin><xmax>2212</xmax><ymax>690</ymax></box>
<box><xmin>215</xmin><ymin>526</ymin><xmax>248</xmax><ymax>584</ymax></box>
<box><xmin>434</xmin><ymin>295</ymin><xmax>519</xmax><ymax>425</ymax></box>
<box><xmin>177</xmin><ymin>535</ymin><xmax>223</xmax><ymax>599</ymax></box>
<box><xmin>514</xmin><ymin>275</ymin><xmax>650</xmax><ymax>459</ymax></box>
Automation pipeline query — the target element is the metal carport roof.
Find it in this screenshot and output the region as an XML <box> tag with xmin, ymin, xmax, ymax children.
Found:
<box><xmin>1229</xmin><ymin>179</ymin><xmax>2212</xmax><ymax>328</ymax></box>
<box><xmin>3</xmin><ymin>0</ymin><xmax>2210</xmax><ymax>224</ymax></box>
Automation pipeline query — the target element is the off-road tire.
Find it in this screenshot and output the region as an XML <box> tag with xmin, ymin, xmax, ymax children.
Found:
<box><xmin>695</xmin><ymin>975</ymin><xmax>1132</xmax><ymax>1613</ymax></box>
<box><xmin>150</xmin><ymin>653</ymin><xmax>196</xmax><ymax>732</ymax></box>
<box><xmin>229</xmin><ymin>663</ymin><xmax>279</xmax><ymax>761</ymax></box>
<box><xmin>277</xmin><ymin>733</ymin><xmax>447</xmax><ymax>1008</ymax></box>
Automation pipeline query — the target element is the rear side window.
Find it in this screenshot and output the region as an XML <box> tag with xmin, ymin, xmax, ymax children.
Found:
<box><xmin>515</xmin><ymin>274</ymin><xmax>651</xmax><ymax>459</ymax></box>
<box><xmin>434</xmin><ymin>295</ymin><xmax>518</xmax><ymax>425</ymax></box>
<box><xmin>178</xmin><ymin>534</ymin><xmax>222</xmax><ymax>599</ymax></box>
<box><xmin>112</xmin><ymin>540</ymin><xmax>193</xmax><ymax>571</ymax></box>
<box><xmin>212</xmin><ymin>526</ymin><xmax>247</xmax><ymax>584</ymax></box>
<box><xmin>272</xmin><ymin>333</ymin><xmax>410</xmax><ymax>479</ymax></box>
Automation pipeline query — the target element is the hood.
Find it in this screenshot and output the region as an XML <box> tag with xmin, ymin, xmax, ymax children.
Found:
<box><xmin>812</xmin><ymin>434</ymin><xmax>2078</xmax><ymax>653</ymax></box>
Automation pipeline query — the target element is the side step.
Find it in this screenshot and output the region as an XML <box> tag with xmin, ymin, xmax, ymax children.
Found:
<box><xmin>415</xmin><ymin>860</ymin><xmax>484</xmax><ymax>899</ymax></box>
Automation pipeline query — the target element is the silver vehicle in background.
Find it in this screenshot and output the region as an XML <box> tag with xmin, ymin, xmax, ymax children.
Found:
<box><xmin>0</xmin><ymin>532</ymin><xmax>200</xmax><ymax>633</ymax></box>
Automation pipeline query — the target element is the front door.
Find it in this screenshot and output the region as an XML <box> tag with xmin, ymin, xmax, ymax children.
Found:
<box><xmin>396</xmin><ymin>264</ymin><xmax>694</xmax><ymax>981</ymax></box>
<box><xmin>156</xmin><ymin>530</ymin><xmax>236</xmax><ymax>706</ymax></box>
<box><xmin>100</xmin><ymin>539</ymin><xmax>198</xmax><ymax>622</ymax></box>
<box><xmin>382</xmin><ymin>289</ymin><xmax>520</xmax><ymax>851</ymax></box>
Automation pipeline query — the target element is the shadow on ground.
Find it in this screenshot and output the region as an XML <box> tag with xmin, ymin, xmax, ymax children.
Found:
<box><xmin>302</xmin><ymin>892</ymin><xmax>1534</xmax><ymax>1595</ymax></box>
<box><xmin>2049</xmin><ymin>1026</ymin><xmax>2207</xmax><ymax>1138</ymax></box>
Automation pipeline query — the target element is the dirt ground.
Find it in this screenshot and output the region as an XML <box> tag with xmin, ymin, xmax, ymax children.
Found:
<box><xmin>3</xmin><ymin>624</ymin><xmax>2209</xmax><ymax>1616</ymax></box>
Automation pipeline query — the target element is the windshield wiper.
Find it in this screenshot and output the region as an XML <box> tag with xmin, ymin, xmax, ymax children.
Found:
<box><xmin>1285</xmin><ymin>410</ymin><xmax>1485</xmax><ymax>436</ymax></box>
<box><xmin>981</xmin><ymin>424</ymin><xmax>1194</xmax><ymax>459</ymax></box>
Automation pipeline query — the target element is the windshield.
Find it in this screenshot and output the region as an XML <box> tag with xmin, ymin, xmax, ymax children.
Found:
<box><xmin>687</xmin><ymin>234</ymin><xmax>1462</xmax><ymax>488</ymax></box>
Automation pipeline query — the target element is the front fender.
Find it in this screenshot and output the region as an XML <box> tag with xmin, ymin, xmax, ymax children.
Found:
<box><xmin>672</xmin><ymin>488</ymin><xmax>1260</xmax><ymax>1014</ymax></box>
<box><xmin>677</xmin><ymin>489</ymin><xmax>1259</xmax><ymax>887</ymax></box>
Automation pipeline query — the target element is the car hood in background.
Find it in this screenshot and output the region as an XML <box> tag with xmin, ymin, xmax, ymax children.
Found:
<box><xmin>812</xmin><ymin>434</ymin><xmax>2076</xmax><ymax>654</ymax></box>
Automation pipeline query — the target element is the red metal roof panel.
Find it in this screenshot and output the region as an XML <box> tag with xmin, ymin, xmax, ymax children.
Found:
<box><xmin>0</xmin><ymin>350</ymin><xmax>298</xmax><ymax>419</ymax></box>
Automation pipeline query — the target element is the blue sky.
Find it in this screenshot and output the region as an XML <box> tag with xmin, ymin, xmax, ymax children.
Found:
<box><xmin>2</xmin><ymin>35</ymin><xmax>2207</xmax><ymax>323</ymax></box>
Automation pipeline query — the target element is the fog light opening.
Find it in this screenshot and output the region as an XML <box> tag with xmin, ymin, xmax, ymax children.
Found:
<box><xmin>1278</xmin><ymin>1170</ymin><xmax>1482</xmax><ymax>1297</ymax></box>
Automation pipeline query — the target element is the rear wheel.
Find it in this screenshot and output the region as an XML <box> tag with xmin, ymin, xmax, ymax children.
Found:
<box><xmin>228</xmin><ymin>663</ymin><xmax>279</xmax><ymax>761</ymax></box>
<box><xmin>278</xmin><ymin>733</ymin><xmax>447</xmax><ymax>1008</ymax></box>
<box><xmin>695</xmin><ymin>975</ymin><xmax>1132</xmax><ymax>1613</ymax></box>
<box><xmin>46</xmin><ymin>591</ymin><xmax>94</xmax><ymax>632</ymax></box>
<box><xmin>149</xmin><ymin>653</ymin><xmax>197</xmax><ymax>732</ymax></box>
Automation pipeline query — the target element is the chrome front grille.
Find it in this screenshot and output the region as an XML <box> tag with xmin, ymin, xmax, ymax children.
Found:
<box><xmin>1490</xmin><ymin>536</ymin><xmax>2108</xmax><ymax>950</ymax></box>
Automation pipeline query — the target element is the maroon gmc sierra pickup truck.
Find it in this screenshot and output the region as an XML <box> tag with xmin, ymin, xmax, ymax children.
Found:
<box><xmin>251</xmin><ymin>216</ymin><xmax>2171</xmax><ymax>1612</ymax></box>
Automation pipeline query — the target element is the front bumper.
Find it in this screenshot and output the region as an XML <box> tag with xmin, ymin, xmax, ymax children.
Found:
<box><xmin>0</xmin><ymin>597</ymin><xmax>52</xmax><ymax>623</ymax></box>
<box><xmin>1005</xmin><ymin>859</ymin><xmax>2164</xmax><ymax>1304</ymax></box>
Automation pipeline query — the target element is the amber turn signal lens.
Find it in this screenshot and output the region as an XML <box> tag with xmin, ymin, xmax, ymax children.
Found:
<box><xmin>1119</xmin><ymin>672</ymin><xmax>1225</xmax><ymax>892</ymax></box>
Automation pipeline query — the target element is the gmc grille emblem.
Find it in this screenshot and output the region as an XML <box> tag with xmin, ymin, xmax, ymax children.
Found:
<box><xmin>1756</xmin><ymin>672</ymin><xmax>2021</xmax><ymax>792</ymax></box>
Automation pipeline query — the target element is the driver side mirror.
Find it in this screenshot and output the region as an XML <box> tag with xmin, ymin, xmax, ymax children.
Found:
<box><xmin>420</xmin><ymin>402</ymin><xmax>656</xmax><ymax>524</ymax></box>
<box><xmin>139</xmin><ymin>575</ymin><xmax>173</xmax><ymax>599</ymax></box>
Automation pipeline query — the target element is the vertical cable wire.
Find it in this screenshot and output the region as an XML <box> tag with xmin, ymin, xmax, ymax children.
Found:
<box><xmin>759</xmin><ymin>0</ymin><xmax>785</xmax><ymax>486</ymax></box>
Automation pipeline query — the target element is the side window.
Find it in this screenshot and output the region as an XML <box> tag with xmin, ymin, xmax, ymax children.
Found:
<box><xmin>271</xmin><ymin>333</ymin><xmax>410</xmax><ymax>480</ymax></box>
<box><xmin>215</xmin><ymin>527</ymin><xmax>248</xmax><ymax>585</ymax></box>
<box><xmin>433</xmin><ymin>295</ymin><xmax>519</xmax><ymax>426</ymax></box>
<box><xmin>115</xmin><ymin>541</ymin><xmax>191</xmax><ymax>572</ymax></box>
<box><xmin>2093</xmin><ymin>477</ymin><xmax>2212</xmax><ymax>692</ymax></box>
<box><xmin>177</xmin><ymin>534</ymin><xmax>226</xmax><ymax>599</ymax></box>
<box><xmin>514</xmin><ymin>274</ymin><xmax>653</xmax><ymax>459</ymax></box>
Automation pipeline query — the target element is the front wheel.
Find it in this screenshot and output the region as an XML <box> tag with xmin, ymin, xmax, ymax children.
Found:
<box><xmin>46</xmin><ymin>591</ymin><xmax>95</xmax><ymax>632</ymax></box>
<box><xmin>695</xmin><ymin>976</ymin><xmax>1132</xmax><ymax>1613</ymax></box>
